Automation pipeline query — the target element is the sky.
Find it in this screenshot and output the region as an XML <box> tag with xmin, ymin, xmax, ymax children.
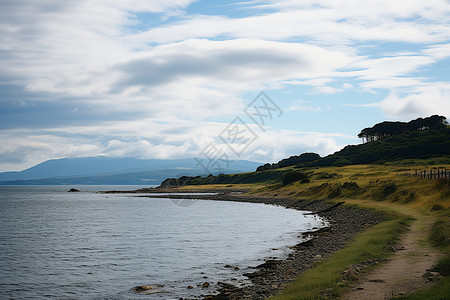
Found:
<box><xmin>0</xmin><ymin>0</ymin><xmax>449</xmax><ymax>172</ymax></box>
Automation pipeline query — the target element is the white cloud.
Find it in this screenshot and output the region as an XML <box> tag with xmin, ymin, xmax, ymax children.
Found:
<box><xmin>288</xmin><ymin>100</ymin><xmax>322</xmax><ymax>112</ymax></box>
<box><xmin>343</xmin><ymin>83</ymin><xmax>353</xmax><ymax>89</ymax></box>
<box><xmin>127</xmin><ymin>0</ymin><xmax>450</xmax><ymax>44</ymax></box>
<box><xmin>0</xmin><ymin>0</ymin><xmax>449</xmax><ymax>172</ymax></box>
<box><xmin>375</xmin><ymin>87</ymin><xmax>450</xmax><ymax>120</ymax></box>
<box><xmin>313</xmin><ymin>86</ymin><xmax>343</xmax><ymax>94</ymax></box>
<box><xmin>0</xmin><ymin>119</ymin><xmax>348</xmax><ymax>171</ymax></box>
<box><xmin>423</xmin><ymin>43</ymin><xmax>450</xmax><ymax>59</ymax></box>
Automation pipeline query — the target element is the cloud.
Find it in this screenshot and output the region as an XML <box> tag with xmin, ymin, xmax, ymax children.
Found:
<box><xmin>128</xmin><ymin>0</ymin><xmax>450</xmax><ymax>44</ymax></box>
<box><xmin>114</xmin><ymin>39</ymin><xmax>355</xmax><ymax>91</ymax></box>
<box><xmin>375</xmin><ymin>86</ymin><xmax>450</xmax><ymax>120</ymax></box>
<box><xmin>423</xmin><ymin>43</ymin><xmax>450</xmax><ymax>59</ymax></box>
<box><xmin>0</xmin><ymin>118</ymin><xmax>348</xmax><ymax>171</ymax></box>
<box><xmin>0</xmin><ymin>0</ymin><xmax>449</xmax><ymax>172</ymax></box>
<box><xmin>288</xmin><ymin>100</ymin><xmax>322</xmax><ymax>112</ymax></box>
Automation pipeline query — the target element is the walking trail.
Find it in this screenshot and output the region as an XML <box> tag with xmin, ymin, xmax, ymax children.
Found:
<box><xmin>341</xmin><ymin>217</ymin><xmax>441</xmax><ymax>300</ymax></box>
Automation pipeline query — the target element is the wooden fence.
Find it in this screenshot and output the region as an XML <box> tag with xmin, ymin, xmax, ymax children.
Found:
<box><xmin>405</xmin><ymin>169</ymin><xmax>450</xmax><ymax>180</ymax></box>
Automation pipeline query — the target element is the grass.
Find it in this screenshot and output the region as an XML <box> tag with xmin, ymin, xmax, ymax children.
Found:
<box><xmin>264</xmin><ymin>164</ymin><xmax>449</xmax><ymax>300</ymax></box>
<box><xmin>389</xmin><ymin>277</ymin><xmax>450</xmax><ymax>300</ymax></box>
<box><xmin>270</xmin><ymin>215</ymin><xmax>412</xmax><ymax>300</ymax></box>
<box><xmin>171</xmin><ymin>162</ymin><xmax>450</xmax><ymax>299</ymax></box>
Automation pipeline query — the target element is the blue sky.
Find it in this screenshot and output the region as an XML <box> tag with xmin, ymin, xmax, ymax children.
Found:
<box><xmin>0</xmin><ymin>0</ymin><xmax>449</xmax><ymax>172</ymax></box>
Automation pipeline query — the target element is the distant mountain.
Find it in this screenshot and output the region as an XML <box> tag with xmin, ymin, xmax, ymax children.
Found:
<box><xmin>0</xmin><ymin>157</ymin><xmax>261</xmax><ymax>185</ymax></box>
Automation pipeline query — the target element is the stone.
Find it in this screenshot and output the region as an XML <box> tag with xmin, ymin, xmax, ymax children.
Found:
<box><xmin>133</xmin><ymin>285</ymin><xmax>152</xmax><ymax>293</ymax></box>
<box><xmin>320</xmin><ymin>288</ymin><xmax>334</xmax><ymax>297</ymax></box>
<box><xmin>422</xmin><ymin>271</ymin><xmax>442</xmax><ymax>282</ymax></box>
<box><xmin>202</xmin><ymin>282</ymin><xmax>210</xmax><ymax>288</ymax></box>
<box><xmin>68</xmin><ymin>188</ymin><xmax>80</xmax><ymax>192</ymax></box>
<box><xmin>133</xmin><ymin>285</ymin><xmax>166</xmax><ymax>295</ymax></box>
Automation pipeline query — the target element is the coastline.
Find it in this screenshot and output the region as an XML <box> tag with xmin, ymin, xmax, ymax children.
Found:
<box><xmin>117</xmin><ymin>189</ymin><xmax>386</xmax><ymax>300</ymax></box>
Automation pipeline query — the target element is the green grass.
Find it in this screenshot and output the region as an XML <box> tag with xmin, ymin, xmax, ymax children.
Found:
<box><xmin>389</xmin><ymin>277</ymin><xmax>450</xmax><ymax>300</ymax></box>
<box><xmin>430</xmin><ymin>214</ymin><xmax>450</xmax><ymax>251</ymax></box>
<box><xmin>270</xmin><ymin>215</ymin><xmax>412</xmax><ymax>300</ymax></box>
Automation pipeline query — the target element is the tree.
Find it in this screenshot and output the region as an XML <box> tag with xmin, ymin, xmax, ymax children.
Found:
<box><xmin>358</xmin><ymin>115</ymin><xmax>447</xmax><ymax>143</ymax></box>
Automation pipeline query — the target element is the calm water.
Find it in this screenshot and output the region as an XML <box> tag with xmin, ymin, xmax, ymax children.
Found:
<box><xmin>0</xmin><ymin>186</ymin><xmax>326</xmax><ymax>299</ymax></box>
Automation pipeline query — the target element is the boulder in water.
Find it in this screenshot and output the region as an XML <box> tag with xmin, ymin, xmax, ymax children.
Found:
<box><xmin>133</xmin><ymin>285</ymin><xmax>166</xmax><ymax>294</ymax></box>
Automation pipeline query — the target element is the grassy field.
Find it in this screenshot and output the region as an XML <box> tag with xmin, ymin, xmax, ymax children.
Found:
<box><xmin>268</xmin><ymin>164</ymin><xmax>450</xmax><ymax>299</ymax></box>
<box><xmin>176</xmin><ymin>162</ymin><xmax>450</xmax><ymax>299</ymax></box>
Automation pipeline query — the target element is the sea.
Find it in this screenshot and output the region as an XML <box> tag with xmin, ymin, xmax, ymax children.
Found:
<box><xmin>0</xmin><ymin>185</ymin><xmax>326</xmax><ymax>299</ymax></box>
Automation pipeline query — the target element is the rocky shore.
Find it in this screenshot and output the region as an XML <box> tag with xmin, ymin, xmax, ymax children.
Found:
<box><xmin>127</xmin><ymin>190</ymin><xmax>386</xmax><ymax>300</ymax></box>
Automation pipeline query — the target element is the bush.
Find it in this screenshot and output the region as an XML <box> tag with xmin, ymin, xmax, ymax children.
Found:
<box><xmin>328</xmin><ymin>186</ymin><xmax>342</xmax><ymax>198</ymax></box>
<box><xmin>432</xmin><ymin>256</ymin><xmax>450</xmax><ymax>277</ymax></box>
<box><xmin>282</xmin><ymin>171</ymin><xmax>309</xmax><ymax>185</ymax></box>
<box><xmin>333</xmin><ymin>158</ymin><xmax>352</xmax><ymax>167</ymax></box>
<box><xmin>316</xmin><ymin>172</ymin><xmax>340</xmax><ymax>179</ymax></box>
<box><xmin>381</xmin><ymin>183</ymin><xmax>397</xmax><ymax>197</ymax></box>
<box><xmin>430</xmin><ymin>219</ymin><xmax>450</xmax><ymax>249</ymax></box>
<box><xmin>342</xmin><ymin>182</ymin><xmax>359</xmax><ymax>190</ymax></box>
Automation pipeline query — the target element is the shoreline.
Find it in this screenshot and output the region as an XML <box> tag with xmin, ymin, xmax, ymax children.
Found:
<box><xmin>110</xmin><ymin>189</ymin><xmax>386</xmax><ymax>300</ymax></box>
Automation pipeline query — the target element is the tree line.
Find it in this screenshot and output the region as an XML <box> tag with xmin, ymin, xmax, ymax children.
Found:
<box><xmin>358</xmin><ymin>115</ymin><xmax>448</xmax><ymax>143</ymax></box>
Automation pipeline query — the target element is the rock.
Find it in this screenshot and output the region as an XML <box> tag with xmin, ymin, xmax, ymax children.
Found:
<box><xmin>133</xmin><ymin>285</ymin><xmax>152</xmax><ymax>293</ymax></box>
<box><xmin>297</xmin><ymin>239</ymin><xmax>315</xmax><ymax>247</ymax></box>
<box><xmin>202</xmin><ymin>282</ymin><xmax>210</xmax><ymax>288</ymax></box>
<box><xmin>187</xmin><ymin>285</ymin><xmax>193</xmax><ymax>289</ymax></box>
<box><xmin>320</xmin><ymin>288</ymin><xmax>333</xmax><ymax>297</ymax></box>
<box><xmin>234</xmin><ymin>266</ymin><xmax>239</xmax><ymax>270</ymax></box>
<box><xmin>422</xmin><ymin>271</ymin><xmax>442</xmax><ymax>282</ymax></box>
<box><xmin>224</xmin><ymin>264</ymin><xmax>233</xmax><ymax>268</ymax></box>
<box><xmin>68</xmin><ymin>188</ymin><xmax>80</xmax><ymax>192</ymax></box>
<box><xmin>133</xmin><ymin>285</ymin><xmax>166</xmax><ymax>295</ymax></box>
<box><xmin>342</xmin><ymin>265</ymin><xmax>360</xmax><ymax>281</ymax></box>
<box><xmin>256</xmin><ymin>260</ymin><xmax>280</xmax><ymax>269</ymax></box>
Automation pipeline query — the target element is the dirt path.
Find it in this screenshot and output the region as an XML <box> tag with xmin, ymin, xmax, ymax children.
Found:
<box><xmin>341</xmin><ymin>218</ymin><xmax>441</xmax><ymax>300</ymax></box>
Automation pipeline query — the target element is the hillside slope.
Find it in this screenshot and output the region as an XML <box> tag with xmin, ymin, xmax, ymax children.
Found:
<box><xmin>163</xmin><ymin>127</ymin><xmax>450</xmax><ymax>186</ymax></box>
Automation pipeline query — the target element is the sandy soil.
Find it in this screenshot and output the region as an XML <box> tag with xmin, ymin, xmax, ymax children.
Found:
<box><xmin>341</xmin><ymin>218</ymin><xmax>441</xmax><ymax>300</ymax></box>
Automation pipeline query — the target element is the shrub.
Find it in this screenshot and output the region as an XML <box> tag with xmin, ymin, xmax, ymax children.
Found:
<box><xmin>328</xmin><ymin>186</ymin><xmax>342</xmax><ymax>198</ymax></box>
<box><xmin>381</xmin><ymin>183</ymin><xmax>397</xmax><ymax>197</ymax></box>
<box><xmin>430</xmin><ymin>219</ymin><xmax>450</xmax><ymax>249</ymax></box>
<box><xmin>316</xmin><ymin>172</ymin><xmax>340</xmax><ymax>179</ymax></box>
<box><xmin>432</xmin><ymin>256</ymin><xmax>450</xmax><ymax>277</ymax></box>
<box><xmin>282</xmin><ymin>171</ymin><xmax>309</xmax><ymax>185</ymax></box>
<box><xmin>333</xmin><ymin>158</ymin><xmax>352</xmax><ymax>167</ymax></box>
<box><xmin>342</xmin><ymin>182</ymin><xmax>359</xmax><ymax>190</ymax></box>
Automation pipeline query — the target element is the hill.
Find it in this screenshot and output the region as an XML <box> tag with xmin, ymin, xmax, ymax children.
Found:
<box><xmin>162</xmin><ymin>127</ymin><xmax>450</xmax><ymax>187</ymax></box>
<box><xmin>307</xmin><ymin>127</ymin><xmax>450</xmax><ymax>167</ymax></box>
<box><xmin>0</xmin><ymin>157</ymin><xmax>261</xmax><ymax>185</ymax></box>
